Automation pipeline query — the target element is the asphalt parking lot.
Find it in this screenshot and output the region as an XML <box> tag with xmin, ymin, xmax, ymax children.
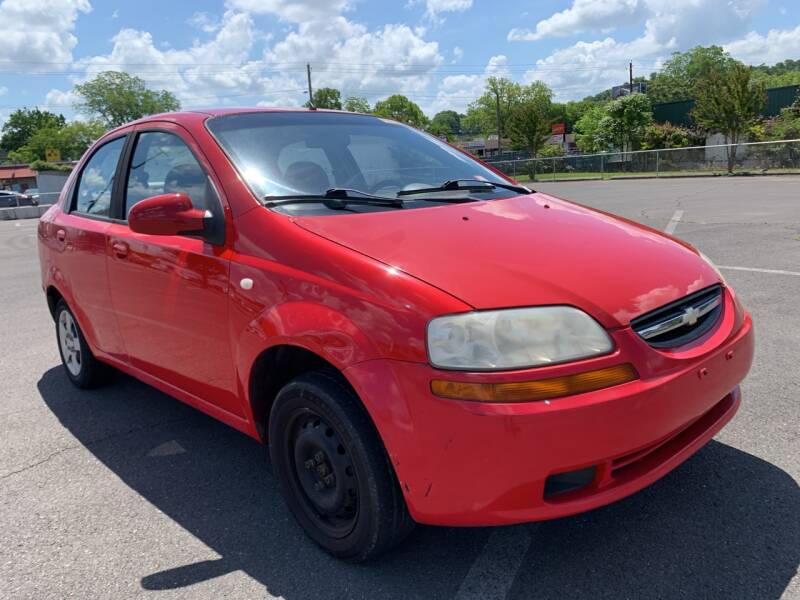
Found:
<box><xmin>1</xmin><ymin>177</ymin><xmax>798</xmax><ymax>599</ymax></box>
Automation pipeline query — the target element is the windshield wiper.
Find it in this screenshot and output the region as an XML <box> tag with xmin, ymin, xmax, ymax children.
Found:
<box><xmin>396</xmin><ymin>179</ymin><xmax>531</xmax><ymax>197</ymax></box>
<box><xmin>263</xmin><ymin>188</ymin><xmax>404</xmax><ymax>209</ymax></box>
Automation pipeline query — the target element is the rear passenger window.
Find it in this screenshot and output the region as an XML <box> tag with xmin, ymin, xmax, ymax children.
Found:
<box><xmin>125</xmin><ymin>132</ymin><xmax>219</xmax><ymax>216</ymax></box>
<box><xmin>73</xmin><ymin>137</ymin><xmax>126</xmax><ymax>216</ymax></box>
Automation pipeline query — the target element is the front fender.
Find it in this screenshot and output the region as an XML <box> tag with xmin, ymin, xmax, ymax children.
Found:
<box><xmin>235</xmin><ymin>300</ymin><xmax>382</xmax><ymax>377</ymax></box>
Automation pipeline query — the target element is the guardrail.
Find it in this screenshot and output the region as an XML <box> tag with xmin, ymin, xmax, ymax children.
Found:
<box><xmin>487</xmin><ymin>139</ymin><xmax>800</xmax><ymax>182</ymax></box>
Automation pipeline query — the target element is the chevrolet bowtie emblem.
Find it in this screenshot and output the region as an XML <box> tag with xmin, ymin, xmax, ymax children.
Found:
<box><xmin>683</xmin><ymin>305</ymin><xmax>700</xmax><ymax>326</ymax></box>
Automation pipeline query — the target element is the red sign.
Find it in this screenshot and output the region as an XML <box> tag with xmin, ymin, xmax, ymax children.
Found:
<box><xmin>551</xmin><ymin>123</ymin><xmax>566</xmax><ymax>135</ymax></box>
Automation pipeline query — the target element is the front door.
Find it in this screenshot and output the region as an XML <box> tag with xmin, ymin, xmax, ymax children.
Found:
<box><xmin>105</xmin><ymin>125</ymin><xmax>241</xmax><ymax>417</ymax></box>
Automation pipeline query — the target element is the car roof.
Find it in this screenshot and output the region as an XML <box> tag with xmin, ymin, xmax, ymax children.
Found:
<box><xmin>103</xmin><ymin>107</ymin><xmax>376</xmax><ymax>137</ymax></box>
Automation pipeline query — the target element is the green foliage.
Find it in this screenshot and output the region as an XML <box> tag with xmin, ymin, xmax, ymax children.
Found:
<box><xmin>8</xmin><ymin>121</ymin><xmax>106</xmax><ymax>164</ymax></box>
<box><xmin>756</xmin><ymin>91</ymin><xmax>800</xmax><ymax>141</ymax></box>
<box><xmin>693</xmin><ymin>64</ymin><xmax>766</xmax><ymax>172</ymax></box>
<box><xmin>372</xmin><ymin>95</ymin><xmax>429</xmax><ymax>128</ymax></box>
<box><xmin>29</xmin><ymin>160</ymin><xmax>74</xmax><ymax>173</ymax></box>
<box><xmin>750</xmin><ymin>69</ymin><xmax>800</xmax><ymax>88</ymax></box>
<box><xmin>550</xmin><ymin>99</ymin><xmax>602</xmax><ymax>133</ymax></box>
<box><xmin>574</xmin><ymin>105</ymin><xmax>606</xmax><ymax>153</ymax></box>
<box><xmin>0</xmin><ymin>108</ymin><xmax>66</xmax><ymax>153</ymax></box>
<box><xmin>343</xmin><ymin>96</ymin><xmax>371</xmax><ymax>113</ymax></box>
<box><xmin>647</xmin><ymin>46</ymin><xmax>740</xmax><ymax>104</ymax></box>
<box><xmin>506</xmin><ymin>81</ymin><xmax>553</xmax><ymax>157</ymax></box>
<box><xmin>306</xmin><ymin>87</ymin><xmax>342</xmax><ymax>110</ymax></box>
<box><xmin>74</xmin><ymin>71</ymin><xmax>181</xmax><ymax>127</ymax></box>
<box><xmin>536</xmin><ymin>143</ymin><xmax>564</xmax><ymax>158</ymax></box>
<box><xmin>431</xmin><ymin>110</ymin><xmax>463</xmax><ymax>137</ymax></box>
<box><xmin>462</xmin><ymin>77</ymin><xmax>524</xmax><ymax>137</ymax></box>
<box><xmin>598</xmin><ymin>93</ymin><xmax>653</xmax><ymax>151</ymax></box>
<box><xmin>642</xmin><ymin>122</ymin><xmax>704</xmax><ymax>149</ymax></box>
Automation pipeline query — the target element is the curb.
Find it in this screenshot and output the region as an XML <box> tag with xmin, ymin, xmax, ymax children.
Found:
<box><xmin>0</xmin><ymin>204</ymin><xmax>52</xmax><ymax>221</ymax></box>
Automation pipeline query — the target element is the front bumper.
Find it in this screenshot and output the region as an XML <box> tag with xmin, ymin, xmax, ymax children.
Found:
<box><xmin>345</xmin><ymin>293</ymin><xmax>754</xmax><ymax>526</ymax></box>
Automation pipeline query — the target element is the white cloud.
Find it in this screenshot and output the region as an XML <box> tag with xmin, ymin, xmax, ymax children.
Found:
<box><xmin>0</xmin><ymin>86</ymin><xmax>7</xmax><ymax>97</ymax></box>
<box><xmin>265</xmin><ymin>18</ymin><xmax>442</xmax><ymax>98</ymax></box>
<box><xmin>72</xmin><ymin>11</ymin><xmax>270</xmax><ymax>108</ymax></box>
<box><xmin>422</xmin><ymin>0</ymin><xmax>472</xmax><ymax>20</ymax></box>
<box><xmin>0</xmin><ymin>0</ymin><xmax>91</xmax><ymax>70</ymax></box>
<box><xmin>424</xmin><ymin>55</ymin><xmax>507</xmax><ymax>115</ymax></box>
<box><xmin>725</xmin><ymin>25</ymin><xmax>800</xmax><ymax>65</ymax></box>
<box><xmin>44</xmin><ymin>88</ymin><xmax>79</xmax><ymax>109</ymax></box>
<box><xmin>188</xmin><ymin>11</ymin><xmax>221</xmax><ymax>33</ymax></box>
<box><xmin>521</xmin><ymin>0</ymin><xmax>763</xmax><ymax>100</ymax></box>
<box><xmin>64</xmin><ymin>5</ymin><xmax>443</xmax><ymax>112</ymax></box>
<box><xmin>509</xmin><ymin>0</ymin><xmax>646</xmax><ymax>41</ymax></box>
<box><xmin>452</xmin><ymin>46</ymin><xmax>463</xmax><ymax>62</ymax></box>
<box><xmin>226</xmin><ymin>0</ymin><xmax>349</xmax><ymax>23</ymax></box>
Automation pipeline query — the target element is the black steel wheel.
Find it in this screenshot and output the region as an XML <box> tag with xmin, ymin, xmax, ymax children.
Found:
<box><xmin>269</xmin><ymin>372</ymin><xmax>414</xmax><ymax>561</ymax></box>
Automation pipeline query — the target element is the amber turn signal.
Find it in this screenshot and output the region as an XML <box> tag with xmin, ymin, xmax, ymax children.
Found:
<box><xmin>430</xmin><ymin>363</ymin><xmax>639</xmax><ymax>403</ymax></box>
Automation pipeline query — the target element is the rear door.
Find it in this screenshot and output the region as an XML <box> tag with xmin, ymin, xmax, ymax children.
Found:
<box><xmin>105</xmin><ymin>123</ymin><xmax>241</xmax><ymax>417</ymax></box>
<box><xmin>50</xmin><ymin>134</ymin><xmax>129</xmax><ymax>359</ymax></box>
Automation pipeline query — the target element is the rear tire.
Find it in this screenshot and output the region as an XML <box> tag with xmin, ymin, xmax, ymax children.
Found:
<box><xmin>269</xmin><ymin>371</ymin><xmax>414</xmax><ymax>561</ymax></box>
<box><xmin>55</xmin><ymin>300</ymin><xmax>112</xmax><ymax>389</ymax></box>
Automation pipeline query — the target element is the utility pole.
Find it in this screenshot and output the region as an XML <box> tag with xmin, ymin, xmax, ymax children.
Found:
<box><xmin>629</xmin><ymin>61</ymin><xmax>634</xmax><ymax>95</ymax></box>
<box><xmin>494</xmin><ymin>88</ymin><xmax>502</xmax><ymax>156</ymax></box>
<box><xmin>306</xmin><ymin>63</ymin><xmax>314</xmax><ymax>109</ymax></box>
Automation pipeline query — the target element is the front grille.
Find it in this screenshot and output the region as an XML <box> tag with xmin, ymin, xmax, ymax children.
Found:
<box><xmin>631</xmin><ymin>285</ymin><xmax>723</xmax><ymax>348</ymax></box>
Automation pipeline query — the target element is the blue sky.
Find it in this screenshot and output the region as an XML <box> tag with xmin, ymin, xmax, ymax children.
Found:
<box><xmin>0</xmin><ymin>0</ymin><xmax>798</xmax><ymax>125</ymax></box>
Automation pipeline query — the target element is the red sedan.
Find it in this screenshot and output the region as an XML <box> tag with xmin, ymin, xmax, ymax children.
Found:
<box><xmin>37</xmin><ymin>109</ymin><xmax>754</xmax><ymax>561</ymax></box>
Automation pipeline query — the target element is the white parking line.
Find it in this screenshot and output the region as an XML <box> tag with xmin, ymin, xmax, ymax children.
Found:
<box><xmin>455</xmin><ymin>526</ymin><xmax>532</xmax><ymax>600</ymax></box>
<box><xmin>718</xmin><ymin>265</ymin><xmax>800</xmax><ymax>277</ymax></box>
<box><xmin>664</xmin><ymin>209</ymin><xmax>684</xmax><ymax>235</ymax></box>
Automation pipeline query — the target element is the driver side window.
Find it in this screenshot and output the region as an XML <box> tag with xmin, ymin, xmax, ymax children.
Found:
<box><xmin>125</xmin><ymin>131</ymin><xmax>219</xmax><ymax>217</ymax></box>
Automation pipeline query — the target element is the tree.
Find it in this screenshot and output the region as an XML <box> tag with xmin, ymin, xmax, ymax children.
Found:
<box><xmin>462</xmin><ymin>77</ymin><xmax>523</xmax><ymax>137</ymax></box>
<box><xmin>506</xmin><ymin>81</ymin><xmax>553</xmax><ymax>157</ymax></box>
<box><xmin>74</xmin><ymin>71</ymin><xmax>180</xmax><ymax>128</ymax></box>
<box><xmin>574</xmin><ymin>105</ymin><xmax>606</xmax><ymax>153</ymax></box>
<box><xmin>372</xmin><ymin>95</ymin><xmax>428</xmax><ymax>128</ymax></box>
<box><xmin>596</xmin><ymin>93</ymin><xmax>653</xmax><ymax>152</ymax></box>
<box><xmin>431</xmin><ymin>110</ymin><xmax>462</xmax><ymax>137</ymax></box>
<box><xmin>0</xmin><ymin>108</ymin><xmax>66</xmax><ymax>154</ymax></box>
<box><xmin>306</xmin><ymin>87</ymin><xmax>342</xmax><ymax>110</ymax></box>
<box><xmin>693</xmin><ymin>64</ymin><xmax>766</xmax><ymax>173</ymax></box>
<box><xmin>647</xmin><ymin>46</ymin><xmax>740</xmax><ymax>103</ymax></box>
<box><xmin>343</xmin><ymin>96</ymin><xmax>370</xmax><ymax>113</ymax></box>
<box><xmin>8</xmin><ymin>121</ymin><xmax>106</xmax><ymax>163</ymax></box>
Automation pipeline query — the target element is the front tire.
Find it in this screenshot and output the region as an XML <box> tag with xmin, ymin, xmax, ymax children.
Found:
<box><xmin>55</xmin><ymin>300</ymin><xmax>112</xmax><ymax>388</ymax></box>
<box><xmin>269</xmin><ymin>372</ymin><xmax>414</xmax><ymax>561</ymax></box>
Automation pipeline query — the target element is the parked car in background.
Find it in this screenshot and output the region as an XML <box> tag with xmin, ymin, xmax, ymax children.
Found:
<box><xmin>23</xmin><ymin>188</ymin><xmax>41</xmax><ymax>205</ymax></box>
<box><xmin>0</xmin><ymin>190</ymin><xmax>38</xmax><ymax>207</ymax></box>
<box><xmin>37</xmin><ymin>108</ymin><xmax>754</xmax><ymax>561</ymax></box>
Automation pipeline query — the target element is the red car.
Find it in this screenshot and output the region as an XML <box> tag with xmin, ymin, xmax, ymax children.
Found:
<box><xmin>38</xmin><ymin>109</ymin><xmax>754</xmax><ymax>561</ymax></box>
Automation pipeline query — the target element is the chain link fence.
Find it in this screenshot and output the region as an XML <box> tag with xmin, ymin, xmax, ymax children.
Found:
<box><xmin>487</xmin><ymin>139</ymin><xmax>800</xmax><ymax>182</ymax></box>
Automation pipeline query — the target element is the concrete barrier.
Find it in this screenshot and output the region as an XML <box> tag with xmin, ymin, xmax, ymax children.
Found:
<box><xmin>0</xmin><ymin>204</ymin><xmax>52</xmax><ymax>221</ymax></box>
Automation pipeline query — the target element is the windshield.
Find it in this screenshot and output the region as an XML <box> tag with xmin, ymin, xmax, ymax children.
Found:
<box><xmin>207</xmin><ymin>111</ymin><xmax>518</xmax><ymax>214</ymax></box>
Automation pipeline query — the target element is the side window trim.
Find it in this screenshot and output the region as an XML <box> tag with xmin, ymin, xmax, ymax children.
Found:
<box><xmin>120</xmin><ymin>127</ymin><xmax>226</xmax><ymax>246</ymax></box>
<box><xmin>121</xmin><ymin>128</ymin><xmax>224</xmax><ymax>222</ymax></box>
<box><xmin>69</xmin><ymin>134</ymin><xmax>129</xmax><ymax>222</ymax></box>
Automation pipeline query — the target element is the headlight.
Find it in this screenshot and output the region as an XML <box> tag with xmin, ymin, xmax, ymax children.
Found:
<box><xmin>427</xmin><ymin>306</ymin><xmax>613</xmax><ymax>370</ymax></box>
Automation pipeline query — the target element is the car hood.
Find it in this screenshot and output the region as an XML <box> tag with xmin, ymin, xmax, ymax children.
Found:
<box><xmin>293</xmin><ymin>193</ymin><xmax>719</xmax><ymax>328</ymax></box>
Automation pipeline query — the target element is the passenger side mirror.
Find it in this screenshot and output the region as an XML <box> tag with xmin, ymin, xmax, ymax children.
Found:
<box><xmin>128</xmin><ymin>193</ymin><xmax>208</xmax><ymax>238</ymax></box>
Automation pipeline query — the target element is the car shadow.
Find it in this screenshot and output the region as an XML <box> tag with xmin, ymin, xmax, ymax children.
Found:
<box><xmin>37</xmin><ymin>367</ymin><xmax>799</xmax><ymax>599</ymax></box>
